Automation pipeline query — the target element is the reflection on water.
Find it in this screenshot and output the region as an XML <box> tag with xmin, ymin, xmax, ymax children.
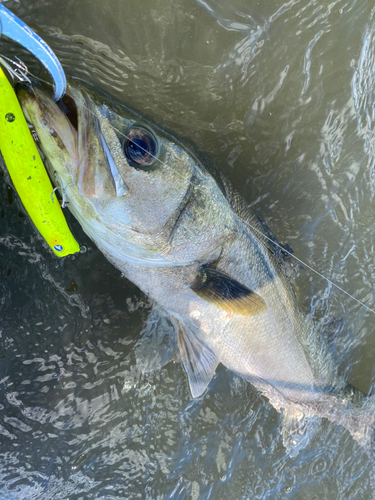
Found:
<box><xmin>1</xmin><ymin>0</ymin><xmax>375</xmax><ymax>498</ymax></box>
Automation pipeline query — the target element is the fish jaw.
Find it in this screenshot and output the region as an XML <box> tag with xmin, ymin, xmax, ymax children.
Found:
<box><xmin>17</xmin><ymin>84</ymin><xmax>120</xmax><ymax>201</ymax></box>
<box><xmin>17</xmin><ymin>85</ymin><xmax>78</xmax><ymax>190</ymax></box>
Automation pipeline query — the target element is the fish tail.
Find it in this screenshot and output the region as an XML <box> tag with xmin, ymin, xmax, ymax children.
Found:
<box><xmin>344</xmin><ymin>410</ymin><xmax>375</xmax><ymax>462</ymax></box>
<box><xmin>332</xmin><ymin>385</ymin><xmax>375</xmax><ymax>462</ymax></box>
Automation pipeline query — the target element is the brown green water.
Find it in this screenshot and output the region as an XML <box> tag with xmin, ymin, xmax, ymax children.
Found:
<box><xmin>1</xmin><ymin>0</ymin><xmax>375</xmax><ymax>498</ymax></box>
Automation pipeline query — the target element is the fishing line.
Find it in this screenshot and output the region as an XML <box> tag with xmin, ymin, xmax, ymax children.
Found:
<box><xmin>25</xmin><ymin>71</ymin><xmax>375</xmax><ymax>317</ymax></box>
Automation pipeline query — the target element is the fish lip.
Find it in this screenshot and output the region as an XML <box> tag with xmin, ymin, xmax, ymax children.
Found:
<box><xmin>16</xmin><ymin>81</ymin><xmax>81</xmax><ymax>185</ymax></box>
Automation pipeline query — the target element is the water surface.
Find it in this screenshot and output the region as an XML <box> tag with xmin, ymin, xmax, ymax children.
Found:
<box><xmin>1</xmin><ymin>0</ymin><xmax>375</xmax><ymax>498</ymax></box>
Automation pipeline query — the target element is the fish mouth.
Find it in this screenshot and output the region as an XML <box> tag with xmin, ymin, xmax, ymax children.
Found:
<box><xmin>16</xmin><ymin>82</ymin><xmax>122</xmax><ymax>201</ymax></box>
<box><xmin>17</xmin><ymin>82</ymin><xmax>78</xmax><ymax>128</ymax></box>
<box><xmin>16</xmin><ymin>82</ymin><xmax>80</xmax><ymax>184</ymax></box>
<box><xmin>57</xmin><ymin>91</ymin><xmax>79</xmax><ymax>131</ymax></box>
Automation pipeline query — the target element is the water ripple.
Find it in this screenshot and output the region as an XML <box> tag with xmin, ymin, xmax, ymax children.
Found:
<box><xmin>0</xmin><ymin>0</ymin><xmax>375</xmax><ymax>498</ymax></box>
<box><xmin>352</xmin><ymin>23</ymin><xmax>375</xmax><ymax>193</ymax></box>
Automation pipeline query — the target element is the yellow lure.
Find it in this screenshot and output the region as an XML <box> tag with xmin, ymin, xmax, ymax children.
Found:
<box><xmin>0</xmin><ymin>67</ymin><xmax>79</xmax><ymax>257</ymax></box>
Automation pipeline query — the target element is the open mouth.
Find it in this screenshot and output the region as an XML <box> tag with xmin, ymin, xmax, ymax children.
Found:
<box><xmin>16</xmin><ymin>80</ymin><xmax>79</xmax><ymax>136</ymax></box>
<box><xmin>57</xmin><ymin>92</ymin><xmax>78</xmax><ymax>131</ymax></box>
<box><xmin>15</xmin><ymin>81</ymin><xmax>81</xmax><ymax>190</ymax></box>
<box><xmin>16</xmin><ymin>81</ymin><xmax>128</xmax><ymax>201</ymax></box>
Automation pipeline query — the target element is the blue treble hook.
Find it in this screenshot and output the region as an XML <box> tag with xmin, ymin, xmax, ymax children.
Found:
<box><xmin>0</xmin><ymin>4</ymin><xmax>66</xmax><ymax>101</ymax></box>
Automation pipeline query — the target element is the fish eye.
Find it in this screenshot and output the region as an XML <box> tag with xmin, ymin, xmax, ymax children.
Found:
<box><xmin>124</xmin><ymin>127</ymin><xmax>158</xmax><ymax>168</ymax></box>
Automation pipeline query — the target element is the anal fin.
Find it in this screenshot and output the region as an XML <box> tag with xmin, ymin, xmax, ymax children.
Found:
<box><xmin>135</xmin><ymin>306</ymin><xmax>178</xmax><ymax>374</ymax></box>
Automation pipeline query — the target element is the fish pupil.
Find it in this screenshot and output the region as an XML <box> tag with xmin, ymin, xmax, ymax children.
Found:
<box><xmin>124</xmin><ymin>127</ymin><xmax>158</xmax><ymax>167</ymax></box>
<box><xmin>128</xmin><ymin>138</ymin><xmax>148</xmax><ymax>159</ymax></box>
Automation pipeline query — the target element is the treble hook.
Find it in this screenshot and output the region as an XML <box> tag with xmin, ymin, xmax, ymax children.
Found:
<box><xmin>0</xmin><ymin>4</ymin><xmax>66</xmax><ymax>100</ymax></box>
<box><xmin>0</xmin><ymin>54</ymin><xmax>31</xmax><ymax>84</ymax></box>
<box><xmin>51</xmin><ymin>179</ymin><xmax>75</xmax><ymax>208</ymax></box>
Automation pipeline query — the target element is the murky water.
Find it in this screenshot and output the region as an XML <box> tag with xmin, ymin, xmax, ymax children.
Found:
<box><xmin>1</xmin><ymin>0</ymin><xmax>375</xmax><ymax>498</ymax></box>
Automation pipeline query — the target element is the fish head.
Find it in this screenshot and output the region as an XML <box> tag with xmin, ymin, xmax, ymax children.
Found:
<box><xmin>17</xmin><ymin>81</ymin><xmax>236</xmax><ymax>265</ymax></box>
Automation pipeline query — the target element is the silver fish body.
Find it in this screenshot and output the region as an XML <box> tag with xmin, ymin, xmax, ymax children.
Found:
<box><xmin>17</xmin><ymin>81</ymin><xmax>375</xmax><ymax>460</ymax></box>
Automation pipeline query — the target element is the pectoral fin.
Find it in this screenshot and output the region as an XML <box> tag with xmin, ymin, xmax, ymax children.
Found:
<box><xmin>173</xmin><ymin>317</ymin><xmax>219</xmax><ymax>398</ymax></box>
<box><xmin>191</xmin><ymin>267</ymin><xmax>266</xmax><ymax>316</ymax></box>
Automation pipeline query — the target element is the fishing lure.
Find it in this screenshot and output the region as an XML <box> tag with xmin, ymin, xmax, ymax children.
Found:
<box><xmin>0</xmin><ymin>65</ymin><xmax>79</xmax><ymax>257</ymax></box>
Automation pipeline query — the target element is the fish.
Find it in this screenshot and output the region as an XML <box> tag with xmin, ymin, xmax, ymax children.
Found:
<box><xmin>16</xmin><ymin>80</ymin><xmax>375</xmax><ymax>461</ymax></box>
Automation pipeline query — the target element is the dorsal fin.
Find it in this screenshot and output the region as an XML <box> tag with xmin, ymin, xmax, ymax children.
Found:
<box><xmin>191</xmin><ymin>266</ymin><xmax>266</xmax><ymax>316</ymax></box>
<box><xmin>217</xmin><ymin>173</ymin><xmax>300</xmax><ymax>279</ymax></box>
